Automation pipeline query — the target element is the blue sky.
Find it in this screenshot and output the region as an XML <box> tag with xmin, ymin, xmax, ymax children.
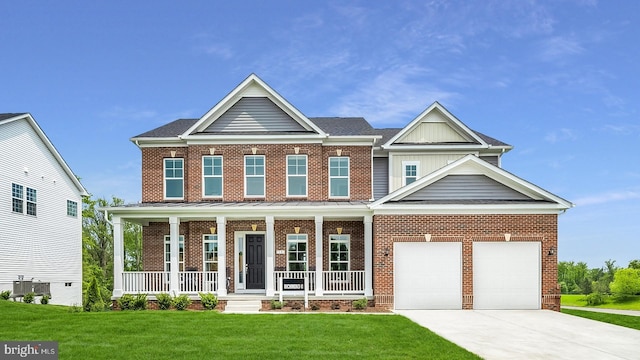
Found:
<box><xmin>2</xmin><ymin>1</ymin><xmax>638</xmax><ymax>268</ymax></box>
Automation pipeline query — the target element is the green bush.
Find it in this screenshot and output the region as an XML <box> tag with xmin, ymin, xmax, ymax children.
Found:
<box><xmin>156</xmin><ymin>293</ymin><xmax>172</xmax><ymax>310</ymax></box>
<box><xmin>68</xmin><ymin>304</ymin><xmax>82</xmax><ymax>313</ymax></box>
<box><xmin>90</xmin><ymin>301</ymin><xmax>106</xmax><ymax>312</ymax></box>
<box><xmin>133</xmin><ymin>293</ymin><xmax>147</xmax><ymax>310</ymax></box>
<box><xmin>118</xmin><ymin>294</ymin><xmax>135</xmax><ymax>310</ymax></box>
<box><xmin>270</xmin><ymin>300</ymin><xmax>284</xmax><ymax>310</ymax></box>
<box><xmin>172</xmin><ymin>294</ymin><xmax>191</xmax><ymax>310</ymax></box>
<box><xmin>23</xmin><ymin>292</ymin><xmax>35</xmax><ymax>304</ymax></box>
<box><xmin>199</xmin><ymin>292</ymin><xmax>218</xmax><ymax>310</ymax></box>
<box><xmin>0</xmin><ymin>290</ymin><xmax>11</xmax><ymax>300</ymax></box>
<box><xmin>352</xmin><ymin>297</ymin><xmax>368</xmax><ymax>310</ymax></box>
<box><xmin>310</xmin><ymin>302</ymin><xmax>320</xmax><ymax>311</ymax></box>
<box><xmin>610</xmin><ymin>268</ymin><xmax>640</xmax><ymax>301</ymax></box>
<box><xmin>585</xmin><ymin>292</ymin><xmax>606</xmax><ymax>306</ymax></box>
<box><xmin>84</xmin><ymin>275</ymin><xmax>103</xmax><ymax>312</ymax></box>
<box><xmin>331</xmin><ymin>302</ymin><xmax>341</xmax><ymax>310</ymax></box>
<box><xmin>40</xmin><ymin>295</ymin><xmax>51</xmax><ymax>305</ymax></box>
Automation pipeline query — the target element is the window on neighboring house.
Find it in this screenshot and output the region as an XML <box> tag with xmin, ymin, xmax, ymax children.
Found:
<box><xmin>67</xmin><ymin>200</ymin><xmax>78</xmax><ymax>217</ymax></box>
<box><xmin>203</xmin><ymin>235</ymin><xmax>218</xmax><ymax>271</ymax></box>
<box><xmin>286</xmin><ymin>155</ymin><xmax>307</xmax><ymax>197</ymax></box>
<box><xmin>164</xmin><ymin>235</ymin><xmax>185</xmax><ymax>272</ymax></box>
<box><xmin>287</xmin><ymin>234</ymin><xmax>307</xmax><ymax>271</ymax></box>
<box><xmin>244</xmin><ymin>155</ymin><xmax>265</xmax><ymax>197</ymax></box>
<box><xmin>203</xmin><ymin>156</ymin><xmax>223</xmax><ymax>198</ymax></box>
<box><xmin>329</xmin><ymin>157</ymin><xmax>349</xmax><ymax>198</ymax></box>
<box><xmin>164</xmin><ymin>158</ymin><xmax>184</xmax><ymax>199</ymax></box>
<box><xmin>329</xmin><ymin>234</ymin><xmax>350</xmax><ymax>271</ymax></box>
<box><xmin>11</xmin><ymin>183</ymin><xmax>36</xmax><ymax>216</ymax></box>
<box><xmin>402</xmin><ymin>161</ymin><xmax>419</xmax><ymax>186</ymax></box>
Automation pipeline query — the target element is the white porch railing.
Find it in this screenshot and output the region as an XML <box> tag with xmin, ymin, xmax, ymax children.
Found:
<box><xmin>323</xmin><ymin>271</ymin><xmax>365</xmax><ymax>294</ymax></box>
<box><xmin>273</xmin><ymin>271</ymin><xmax>316</xmax><ymax>293</ymax></box>
<box><xmin>122</xmin><ymin>271</ymin><xmax>218</xmax><ymax>294</ymax></box>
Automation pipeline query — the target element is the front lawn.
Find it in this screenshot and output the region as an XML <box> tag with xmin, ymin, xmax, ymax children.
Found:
<box><xmin>0</xmin><ymin>301</ymin><xmax>480</xmax><ymax>359</ymax></box>
<box><xmin>561</xmin><ymin>294</ymin><xmax>640</xmax><ymax>310</ymax></box>
<box><xmin>562</xmin><ymin>308</ymin><xmax>640</xmax><ymax>330</ymax></box>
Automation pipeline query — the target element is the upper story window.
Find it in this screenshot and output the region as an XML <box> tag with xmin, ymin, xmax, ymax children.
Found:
<box><xmin>164</xmin><ymin>235</ymin><xmax>185</xmax><ymax>272</ymax></box>
<box><xmin>164</xmin><ymin>158</ymin><xmax>184</xmax><ymax>199</ymax></box>
<box><xmin>402</xmin><ymin>161</ymin><xmax>419</xmax><ymax>186</ymax></box>
<box><xmin>203</xmin><ymin>234</ymin><xmax>218</xmax><ymax>271</ymax></box>
<box><xmin>287</xmin><ymin>234</ymin><xmax>307</xmax><ymax>271</ymax></box>
<box><xmin>286</xmin><ymin>155</ymin><xmax>307</xmax><ymax>197</ymax></box>
<box><xmin>67</xmin><ymin>200</ymin><xmax>78</xmax><ymax>217</ymax></box>
<box><xmin>203</xmin><ymin>156</ymin><xmax>223</xmax><ymax>198</ymax></box>
<box><xmin>329</xmin><ymin>157</ymin><xmax>349</xmax><ymax>198</ymax></box>
<box><xmin>12</xmin><ymin>183</ymin><xmax>36</xmax><ymax>216</ymax></box>
<box><xmin>329</xmin><ymin>234</ymin><xmax>350</xmax><ymax>271</ymax></box>
<box><xmin>244</xmin><ymin>155</ymin><xmax>265</xmax><ymax>197</ymax></box>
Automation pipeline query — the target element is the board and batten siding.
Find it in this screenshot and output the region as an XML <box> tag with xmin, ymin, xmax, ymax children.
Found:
<box><xmin>401</xmin><ymin>174</ymin><xmax>532</xmax><ymax>201</ymax></box>
<box><xmin>204</xmin><ymin>97</ymin><xmax>308</xmax><ymax>133</ymax></box>
<box><xmin>0</xmin><ymin>118</ymin><xmax>82</xmax><ymax>306</ymax></box>
<box><xmin>390</xmin><ymin>153</ymin><xmax>467</xmax><ymax>192</ymax></box>
<box><xmin>396</xmin><ymin>111</ymin><xmax>471</xmax><ymax>143</ymax></box>
<box><xmin>372</xmin><ymin>157</ymin><xmax>389</xmax><ymax>200</ymax></box>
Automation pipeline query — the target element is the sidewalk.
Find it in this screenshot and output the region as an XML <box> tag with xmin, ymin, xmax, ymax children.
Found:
<box><xmin>562</xmin><ymin>306</ymin><xmax>640</xmax><ymax>317</ymax></box>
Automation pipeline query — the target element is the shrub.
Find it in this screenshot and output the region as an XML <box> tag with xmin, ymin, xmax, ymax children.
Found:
<box><xmin>133</xmin><ymin>293</ymin><xmax>147</xmax><ymax>310</ymax></box>
<box><xmin>90</xmin><ymin>301</ymin><xmax>106</xmax><ymax>312</ymax></box>
<box><xmin>0</xmin><ymin>290</ymin><xmax>11</xmax><ymax>300</ymax></box>
<box><xmin>310</xmin><ymin>302</ymin><xmax>320</xmax><ymax>311</ymax></box>
<box><xmin>68</xmin><ymin>304</ymin><xmax>82</xmax><ymax>313</ymax></box>
<box><xmin>270</xmin><ymin>300</ymin><xmax>284</xmax><ymax>310</ymax></box>
<box><xmin>331</xmin><ymin>302</ymin><xmax>341</xmax><ymax>310</ymax></box>
<box><xmin>199</xmin><ymin>292</ymin><xmax>218</xmax><ymax>310</ymax></box>
<box><xmin>585</xmin><ymin>292</ymin><xmax>606</xmax><ymax>306</ymax></box>
<box><xmin>40</xmin><ymin>295</ymin><xmax>51</xmax><ymax>305</ymax></box>
<box><xmin>610</xmin><ymin>268</ymin><xmax>640</xmax><ymax>301</ymax></box>
<box><xmin>172</xmin><ymin>294</ymin><xmax>191</xmax><ymax>310</ymax></box>
<box><xmin>23</xmin><ymin>292</ymin><xmax>35</xmax><ymax>304</ymax></box>
<box><xmin>289</xmin><ymin>301</ymin><xmax>302</xmax><ymax>310</ymax></box>
<box><xmin>84</xmin><ymin>275</ymin><xmax>103</xmax><ymax>312</ymax></box>
<box><xmin>118</xmin><ymin>294</ymin><xmax>135</xmax><ymax>310</ymax></box>
<box><xmin>353</xmin><ymin>297</ymin><xmax>368</xmax><ymax>310</ymax></box>
<box><xmin>156</xmin><ymin>293</ymin><xmax>172</xmax><ymax>310</ymax></box>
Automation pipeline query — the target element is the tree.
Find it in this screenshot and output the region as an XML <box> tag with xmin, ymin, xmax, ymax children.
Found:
<box><xmin>628</xmin><ymin>260</ymin><xmax>640</xmax><ymax>270</ymax></box>
<box><xmin>610</xmin><ymin>268</ymin><xmax>640</xmax><ymax>301</ymax></box>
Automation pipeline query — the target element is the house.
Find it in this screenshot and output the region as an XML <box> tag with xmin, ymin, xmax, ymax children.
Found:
<box><xmin>0</xmin><ymin>113</ymin><xmax>88</xmax><ymax>306</ymax></box>
<box><xmin>104</xmin><ymin>74</ymin><xmax>572</xmax><ymax>311</ymax></box>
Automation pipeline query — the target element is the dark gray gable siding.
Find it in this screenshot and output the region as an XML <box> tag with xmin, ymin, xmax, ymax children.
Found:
<box><xmin>203</xmin><ymin>97</ymin><xmax>309</xmax><ymax>133</ymax></box>
<box><xmin>372</xmin><ymin>157</ymin><xmax>389</xmax><ymax>200</ymax></box>
<box><xmin>401</xmin><ymin>174</ymin><xmax>532</xmax><ymax>201</ymax></box>
<box><xmin>479</xmin><ymin>155</ymin><xmax>499</xmax><ymax>167</ymax></box>
<box><xmin>0</xmin><ymin>113</ymin><xmax>27</xmax><ymax>121</ymax></box>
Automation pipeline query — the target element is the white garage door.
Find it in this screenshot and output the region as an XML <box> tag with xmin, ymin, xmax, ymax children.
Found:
<box><xmin>394</xmin><ymin>242</ymin><xmax>462</xmax><ymax>310</ymax></box>
<box><xmin>473</xmin><ymin>242</ymin><xmax>541</xmax><ymax>310</ymax></box>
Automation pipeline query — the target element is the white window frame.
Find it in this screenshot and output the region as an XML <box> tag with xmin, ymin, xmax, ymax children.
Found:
<box><xmin>25</xmin><ymin>187</ymin><xmax>37</xmax><ymax>216</ymax></box>
<box><xmin>328</xmin><ymin>157</ymin><xmax>350</xmax><ymax>198</ymax></box>
<box><xmin>244</xmin><ymin>155</ymin><xmax>265</xmax><ymax>197</ymax></box>
<box><xmin>67</xmin><ymin>200</ymin><xmax>78</xmax><ymax>217</ymax></box>
<box><xmin>286</xmin><ymin>155</ymin><xmax>308</xmax><ymax>197</ymax></box>
<box><xmin>286</xmin><ymin>234</ymin><xmax>308</xmax><ymax>271</ymax></box>
<box><xmin>11</xmin><ymin>183</ymin><xmax>23</xmax><ymax>214</ymax></box>
<box><xmin>11</xmin><ymin>183</ymin><xmax>36</xmax><ymax>216</ymax></box>
<box><xmin>203</xmin><ymin>234</ymin><xmax>218</xmax><ymax>272</ymax></box>
<box><xmin>402</xmin><ymin>161</ymin><xmax>420</xmax><ymax>186</ymax></box>
<box><xmin>164</xmin><ymin>158</ymin><xmax>184</xmax><ymax>200</ymax></box>
<box><xmin>202</xmin><ymin>155</ymin><xmax>223</xmax><ymax>198</ymax></box>
<box><xmin>164</xmin><ymin>235</ymin><xmax>185</xmax><ymax>272</ymax></box>
<box><xmin>329</xmin><ymin>234</ymin><xmax>350</xmax><ymax>271</ymax></box>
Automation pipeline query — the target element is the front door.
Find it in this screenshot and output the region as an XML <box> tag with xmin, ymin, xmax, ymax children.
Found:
<box><xmin>246</xmin><ymin>234</ymin><xmax>265</xmax><ymax>289</ymax></box>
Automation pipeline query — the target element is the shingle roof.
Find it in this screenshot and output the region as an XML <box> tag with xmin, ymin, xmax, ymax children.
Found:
<box><xmin>0</xmin><ymin>113</ymin><xmax>27</xmax><ymax>121</ymax></box>
<box><xmin>474</xmin><ymin>130</ymin><xmax>511</xmax><ymax>147</ymax></box>
<box><xmin>308</xmin><ymin>117</ymin><xmax>373</xmax><ymax>135</ymax></box>
<box><xmin>134</xmin><ymin>119</ymin><xmax>197</xmax><ymax>138</ymax></box>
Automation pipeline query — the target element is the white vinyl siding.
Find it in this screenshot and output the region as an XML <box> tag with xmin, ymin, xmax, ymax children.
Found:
<box><xmin>286</xmin><ymin>155</ymin><xmax>307</xmax><ymax>197</ymax></box>
<box><xmin>287</xmin><ymin>234</ymin><xmax>307</xmax><ymax>271</ymax></box>
<box><xmin>203</xmin><ymin>235</ymin><xmax>218</xmax><ymax>272</ymax></box>
<box><xmin>244</xmin><ymin>155</ymin><xmax>265</xmax><ymax>197</ymax></box>
<box><xmin>402</xmin><ymin>161</ymin><xmax>419</xmax><ymax>186</ymax></box>
<box><xmin>164</xmin><ymin>158</ymin><xmax>184</xmax><ymax>199</ymax></box>
<box><xmin>329</xmin><ymin>234</ymin><xmax>350</xmax><ymax>271</ymax></box>
<box><xmin>203</xmin><ymin>156</ymin><xmax>223</xmax><ymax>198</ymax></box>
<box><xmin>164</xmin><ymin>235</ymin><xmax>185</xmax><ymax>272</ymax></box>
<box><xmin>329</xmin><ymin>157</ymin><xmax>349</xmax><ymax>198</ymax></box>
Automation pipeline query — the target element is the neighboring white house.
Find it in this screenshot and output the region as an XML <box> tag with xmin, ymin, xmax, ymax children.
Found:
<box><xmin>0</xmin><ymin>113</ymin><xmax>88</xmax><ymax>306</ymax></box>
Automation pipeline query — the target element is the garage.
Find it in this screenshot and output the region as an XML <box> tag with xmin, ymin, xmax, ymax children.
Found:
<box><xmin>394</xmin><ymin>242</ymin><xmax>462</xmax><ymax>309</ymax></box>
<box><xmin>473</xmin><ymin>241</ymin><xmax>541</xmax><ymax>309</ymax></box>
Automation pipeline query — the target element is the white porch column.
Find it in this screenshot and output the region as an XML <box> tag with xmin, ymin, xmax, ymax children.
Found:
<box><xmin>169</xmin><ymin>216</ymin><xmax>180</xmax><ymax>294</ymax></box>
<box><xmin>112</xmin><ymin>216</ymin><xmax>124</xmax><ymax>297</ymax></box>
<box><xmin>315</xmin><ymin>215</ymin><xmax>324</xmax><ymax>296</ymax></box>
<box><xmin>364</xmin><ymin>215</ymin><xmax>373</xmax><ymax>297</ymax></box>
<box><xmin>216</xmin><ymin>216</ymin><xmax>227</xmax><ymax>296</ymax></box>
<box><xmin>265</xmin><ymin>216</ymin><xmax>275</xmax><ymax>296</ymax></box>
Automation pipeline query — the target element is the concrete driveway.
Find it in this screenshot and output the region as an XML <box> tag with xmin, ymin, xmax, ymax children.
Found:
<box><xmin>395</xmin><ymin>310</ymin><xmax>640</xmax><ymax>360</ymax></box>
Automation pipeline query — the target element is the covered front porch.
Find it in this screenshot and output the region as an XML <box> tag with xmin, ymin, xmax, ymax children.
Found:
<box><xmin>108</xmin><ymin>202</ymin><xmax>373</xmax><ymax>300</ymax></box>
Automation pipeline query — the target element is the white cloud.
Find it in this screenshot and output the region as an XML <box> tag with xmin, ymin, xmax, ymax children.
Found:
<box><xmin>201</xmin><ymin>44</ymin><xmax>233</xmax><ymax>60</ymax></box>
<box><xmin>544</xmin><ymin>128</ymin><xmax>577</xmax><ymax>143</ymax></box>
<box><xmin>574</xmin><ymin>190</ymin><xmax>640</xmax><ymax>206</ymax></box>
<box><xmin>538</xmin><ymin>36</ymin><xmax>584</xmax><ymax>62</ymax></box>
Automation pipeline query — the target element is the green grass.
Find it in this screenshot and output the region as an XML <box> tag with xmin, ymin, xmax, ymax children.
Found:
<box><xmin>561</xmin><ymin>294</ymin><xmax>640</xmax><ymax>310</ymax></box>
<box><xmin>562</xmin><ymin>309</ymin><xmax>640</xmax><ymax>330</ymax></box>
<box><xmin>0</xmin><ymin>301</ymin><xmax>480</xmax><ymax>360</ymax></box>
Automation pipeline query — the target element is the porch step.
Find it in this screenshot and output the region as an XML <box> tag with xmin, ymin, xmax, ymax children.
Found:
<box><xmin>224</xmin><ymin>300</ymin><xmax>262</xmax><ymax>314</ymax></box>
